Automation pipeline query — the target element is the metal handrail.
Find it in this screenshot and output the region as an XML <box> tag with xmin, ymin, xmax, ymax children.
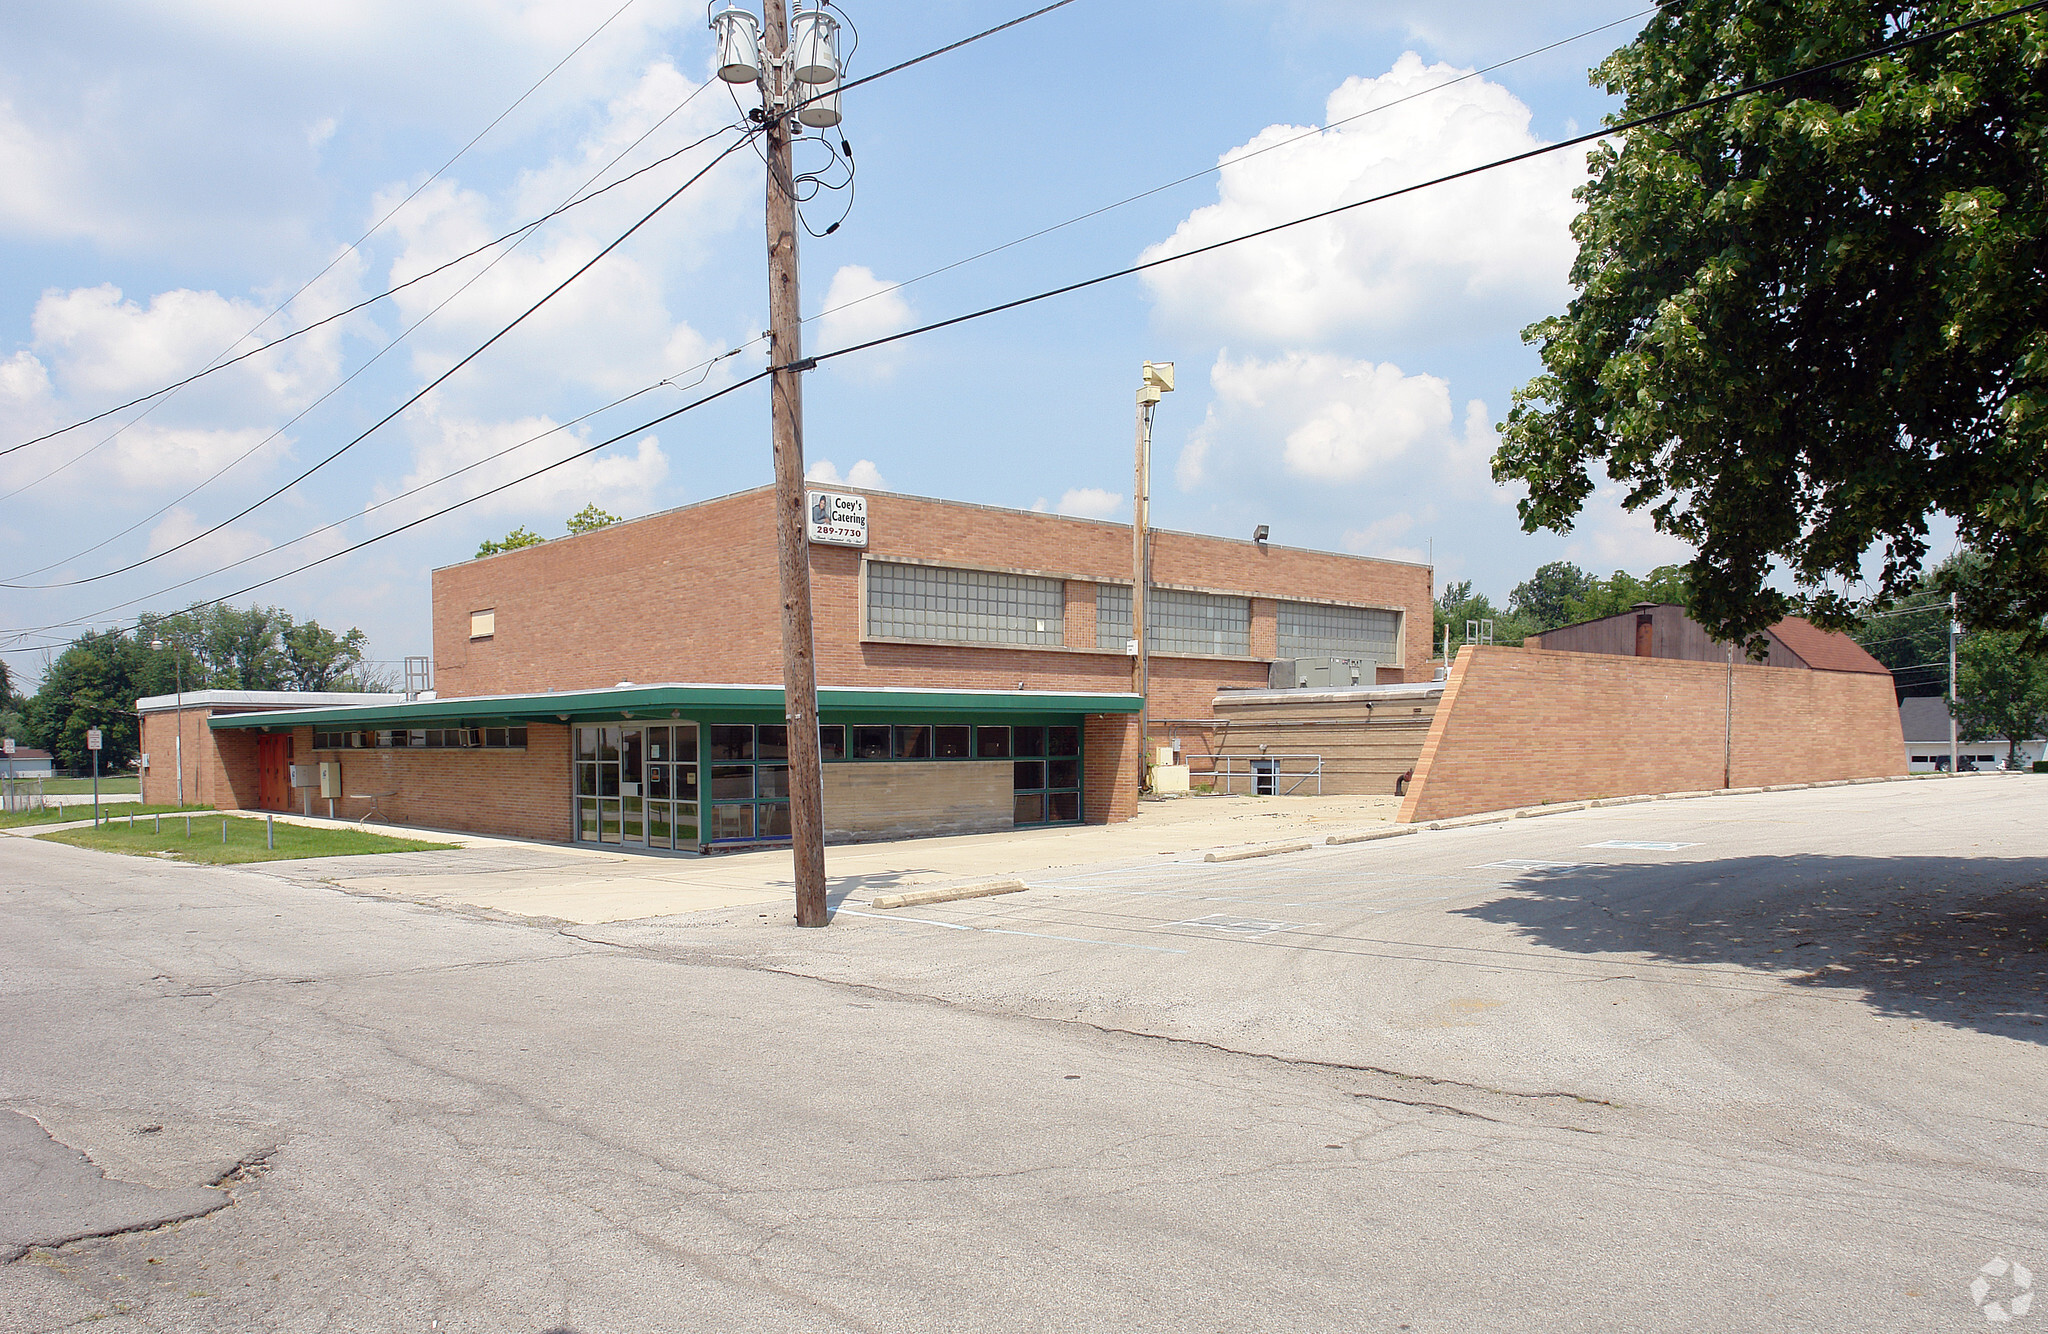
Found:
<box><xmin>1203</xmin><ymin>753</ymin><xmax>1323</xmax><ymax>796</ymax></box>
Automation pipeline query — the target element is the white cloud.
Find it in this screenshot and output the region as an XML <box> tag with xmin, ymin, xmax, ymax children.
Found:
<box><xmin>1140</xmin><ymin>52</ymin><xmax>1590</xmax><ymax>343</ymax></box>
<box><xmin>1050</xmin><ymin>487</ymin><xmax>1123</xmax><ymax>519</ymax></box>
<box><xmin>145</xmin><ymin>506</ymin><xmax>272</xmax><ymax>569</ymax></box>
<box><xmin>306</xmin><ymin>116</ymin><xmax>338</xmax><ymax>150</ymax></box>
<box><xmin>1183</xmin><ymin>351</ymin><xmax>1453</xmax><ymax>487</ymax></box>
<box><xmin>393</xmin><ymin>409</ymin><xmax>668</xmax><ymax>523</ymax></box>
<box><xmin>1564</xmin><ymin>484</ymin><xmax>1696</xmax><ymax>571</ymax></box>
<box><xmin>806</xmin><ymin>458</ymin><xmax>886</xmax><ymax>489</ymax></box>
<box><xmin>1342</xmin><ymin>512</ymin><xmax>1428</xmax><ymax>565</ymax></box>
<box><xmin>815</xmin><ymin>265</ymin><xmax>915</xmax><ymax>377</ymax></box>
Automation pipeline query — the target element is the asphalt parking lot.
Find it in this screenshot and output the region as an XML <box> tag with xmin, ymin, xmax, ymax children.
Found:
<box><xmin>2</xmin><ymin>777</ymin><xmax>2042</xmax><ymax>1331</ymax></box>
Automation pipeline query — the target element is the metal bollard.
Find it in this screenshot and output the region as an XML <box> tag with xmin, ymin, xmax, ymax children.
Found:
<box><xmin>185</xmin><ymin>816</ymin><xmax>191</xmax><ymax>838</ymax></box>
<box><xmin>266</xmin><ymin>814</ymin><xmax>274</xmax><ymax>850</ymax></box>
<box><xmin>221</xmin><ymin>819</ymin><xmax>227</xmax><ymax>844</ymax></box>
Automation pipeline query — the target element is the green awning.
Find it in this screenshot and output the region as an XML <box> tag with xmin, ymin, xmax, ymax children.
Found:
<box><xmin>209</xmin><ymin>682</ymin><xmax>1143</xmax><ymax>730</ymax></box>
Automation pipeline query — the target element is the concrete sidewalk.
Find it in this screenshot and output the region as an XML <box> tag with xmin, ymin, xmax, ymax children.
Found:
<box><xmin>244</xmin><ymin>793</ymin><xmax>1403</xmax><ymax>924</ymax></box>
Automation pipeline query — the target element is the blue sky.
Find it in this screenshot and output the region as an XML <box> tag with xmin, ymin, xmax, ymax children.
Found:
<box><xmin>0</xmin><ymin>0</ymin><xmax>1704</xmax><ymax>684</ymax></box>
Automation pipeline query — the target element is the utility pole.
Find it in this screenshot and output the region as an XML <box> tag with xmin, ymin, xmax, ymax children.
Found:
<box><xmin>714</xmin><ymin>1</ymin><xmax>841</xmax><ymax>926</ymax></box>
<box><xmin>1949</xmin><ymin>591</ymin><xmax>1960</xmax><ymax>777</ymax></box>
<box><xmin>1132</xmin><ymin>362</ymin><xmax>1173</xmax><ymax>790</ymax></box>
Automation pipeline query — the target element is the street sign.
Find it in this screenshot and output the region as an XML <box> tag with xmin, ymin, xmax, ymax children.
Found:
<box><xmin>2</xmin><ymin>737</ymin><xmax>12</xmax><ymax>756</ymax></box>
<box><xmin>86</xmin><ymin>729</ymin><xmax>103</xmax><ymax>751</ymax></box>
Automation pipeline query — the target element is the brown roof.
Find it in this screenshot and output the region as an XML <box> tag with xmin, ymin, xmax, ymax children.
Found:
<box><xmin>1767</xmin><ymin>616</ymin><xmax>1892</xmax><ymax>675</ymax></box>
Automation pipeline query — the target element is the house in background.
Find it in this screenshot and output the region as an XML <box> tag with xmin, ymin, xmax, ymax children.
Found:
<box><xmin>1899</xmin><ymin>696</ymin><xmax>2046</xmax><ymax>771</ymax></box>
<box><xmin>1</xmin><ymin>747</ymin><xmax>55</xmax><ymax>778</ymax></box>
<box><xmin>1526</xmin><ymin>602</ymin><xmax>1894</xmax><ymax>676</ymax></box>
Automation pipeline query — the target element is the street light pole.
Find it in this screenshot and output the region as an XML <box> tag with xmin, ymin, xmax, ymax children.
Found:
<box><xmin>1131</xmin><ymin>362</ymin><xmax>1173</xmax><ymax>792</ymax></box>
<box><xmin>151</xmin><ymin>627</ymin><xmax>186</xmax><ymax>808</ymax></box>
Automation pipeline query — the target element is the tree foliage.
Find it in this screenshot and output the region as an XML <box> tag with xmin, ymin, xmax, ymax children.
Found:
<box><xmin>21</xmin><ymin>605</ymin><xmax>379</xmax><ymax>772</ymax></box>
<box><xmin>565</xmin><ymin>504</ymin><xmax>622</xmax><ymax>535</ymax></box>
<box><xmin>1496</xmin><ymin>1</ymin><xmax>2048</xmax><ymax>650</ymax></box>
<box><xmin>476</xmin><ymin>527</ymin><xmax>546</xmax><ymax>559</ymax></box>
<box><xmin>1956</xmin><ymin>630</ymin><xmax>2048</xmax><ymax>764</ymax></box>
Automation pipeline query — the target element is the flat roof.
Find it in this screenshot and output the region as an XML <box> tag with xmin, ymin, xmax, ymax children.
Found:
<box><xmin>210</xmin><ymin>682</ymin><xmax>1143</xmax><ymax>730</ymax></box>
<box><xmin>140</xmin><ymin>690</ymin><xmax>407</xmax><ymax>713</ymax></box>
<box><xmin>437</xmin><ymin>482</ymin><xmax>1435</xmax><ymax>574</ymax></box>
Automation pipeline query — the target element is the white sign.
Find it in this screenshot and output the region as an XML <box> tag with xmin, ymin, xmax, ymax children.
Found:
<box><xmin>2</xmin><ymin>738</ymin><xmax>12</xmax><ymax>756</ymax></box>
<box><xmin>806</xmin><ymin>490</ymin><xmax>868</xmax><ymax>548</ymax></box>
<box><xmin>86</xmin><ymin>728</ymin><xmax>103</xmax><ymax>751</ymax></box>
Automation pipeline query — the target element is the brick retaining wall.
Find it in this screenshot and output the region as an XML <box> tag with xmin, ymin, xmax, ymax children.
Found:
<box><xmin>1396</xmin><ymin>646</ymin><xmax>1907</xmax><ymax>823</ymax></box>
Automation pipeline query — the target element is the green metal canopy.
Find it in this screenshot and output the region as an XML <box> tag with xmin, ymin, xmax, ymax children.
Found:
<box><xmin>209</xmin><ymin>682</ymin><xmax>1143</xmax><ymax>731</ymax></box>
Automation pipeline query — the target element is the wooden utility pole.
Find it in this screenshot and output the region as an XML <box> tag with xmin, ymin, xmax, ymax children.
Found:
<box><xmin>762</xmin><ymin>0</ymin><xmax>829</xmax><ymax>927</ymax></box>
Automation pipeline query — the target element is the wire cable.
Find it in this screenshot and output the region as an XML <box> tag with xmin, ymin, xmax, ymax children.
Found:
<box><xmin>24</xmin><ymin>355</ymin><xmax>745</xmax><ymax>639</ymax></box>
<box><xmin>797</xmin><ymin>2</ymin><xmax>1670</xmax><ymax>338</ymax></box>
<box><xmin>19</xmin><ymin>0</ymin><xmax>2026</xmax><ymax>642</ymax></box>
<box><xmin>2</xmin><ymin>0</ymin><xmax>644</xmax><ymax>461</ymax></box>
<box><xmin>9</xmin><ymin>130</ymin><xmax>762</xmax><ymax>592</ymax></box>
<box><xmin>2</xmin><ymin>85</ymin><xmax>729</xmax><ymax>468</ymax></box>
<box><xmin>790</xmin><ymin>0</ymin><xmax>2048</xmax><ymax>375</ymax></box>
<box><xmin>3</xmin><ymin>116</ymin><xmax>744</xmax><ymax>585</ymax></box>
<box><xmin>0</xmin><ymin>370</ymin><xmax>773</xmax><ymax>647</ymax></box>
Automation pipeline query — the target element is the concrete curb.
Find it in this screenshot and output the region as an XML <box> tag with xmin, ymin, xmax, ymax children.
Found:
<box><xmin>870</xmin><ymin>879</ymin><xmax>1028</xmax><ymax>910</ymax></box>
<box><xmin>1390</xmin><ymin>770</ymin><xmax>1960</xmax><ymax>834</ymax></box>
<box><xmin>1203</xmin><ymin>841</ymin><xmax>1315</xmax><ymax>863</ymax></box>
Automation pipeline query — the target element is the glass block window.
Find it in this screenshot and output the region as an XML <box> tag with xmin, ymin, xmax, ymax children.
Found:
<box><xmin>1096</xmin><ymin>584</ymin><xmax>1250</xmax><ymax>656</ymax></box>
<box><xmin>1277</xmin><ymin>601</ymin><xmax>1401</xmax><ymax>665</ymax></box>
<box><xmin>866</xmin><ymin>561</ymin><xmax>1064</xmax><ymax>646</ymax></box>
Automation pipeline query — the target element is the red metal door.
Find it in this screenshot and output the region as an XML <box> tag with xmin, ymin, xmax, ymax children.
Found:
<box><xmin>257</xmin><ymin>735</ymin><xmax>292</xmax><ymax>811</ymax></box>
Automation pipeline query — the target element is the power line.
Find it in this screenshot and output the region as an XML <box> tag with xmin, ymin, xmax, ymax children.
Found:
<box><xmin>791</xmin><ymin>0</ymin><xmax>2048</xmax><ymax>377</ymax></box>
<box><xmin>34</xmin><ymin>353</ymin><xmax>744</xmax><ymax>637</ymax></box>
<box><xmin>15</xmin><ymin>0</ymin><xmax>2037</xmax><ymax>645</ymax></box>
<box><xmin>1</xmin><ymin>0</ymin><xmax>645</xmax><ymax>462</ymax></box>
<box><xmin>7</xmin><ymin>131</ymin><xmax>763</xmax><ymax>592</ymax></box>
<box><xmin>2</xmin><ymin>117</ymin><xmax>743</xmax><ymax>585</ymax></box>
<box><xmin>2</xmin><ymin>87</ymin><xmax>730</xmax><ymax>468</ymax></box>
<box><xmin>799</xmin><ymin>2</ymin><xmax>1669</xmax><ymax>339</ymax></box>
<box><xmin>0</xmin><ymin>371</ymin><xmax>773</xmax><ymax>648</ymax></box>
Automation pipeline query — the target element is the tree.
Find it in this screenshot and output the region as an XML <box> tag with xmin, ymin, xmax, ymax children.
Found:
<box><xmin>477</xmin><ymin>528</ymin><xmax>546</xmax><ymax>559</ymax></box>
<box><xmin>280</xmin><ymin>618</ymin><xmax>369</xmax><ymax>692</ymax></box>
<box><xmin>1432</xmin><ymin>581</ymin><xmax>1532</xmax><ymax>656</ymax></box>
<box><xmin>1956</xmin><ymin>630</ymin><xmax>2048</xmax><ymax>768</ymax></box>
<box><xmin>565</xmin><ymin>504</ymin><xmax>622</xmax><ymax>535</ymax></box>
<box><xmin>1559</xmin><ymin>566</ymin><xmax>1691</xmax><ymax>624</ymax></box>
<box><xmin>24</xmin><ymin>630</ymin><xmax>147</xmax><ymax>773</ymax></box>
<box><xmin>1509</xmin><ymin>562</ymin><xmax>1596</xmax><ymax>630</ymax></box>
<box><xmin>1495</xmin><ymin>1</ymin><xmax>2048</xmax><ymax>652</ymax></box>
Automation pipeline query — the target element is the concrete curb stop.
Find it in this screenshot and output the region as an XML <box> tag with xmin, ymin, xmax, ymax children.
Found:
<box><xmin>1324</xmin><ymin>826</ymin><xmax>1420</xmax><ymax>846</ymax></box>
<box><xmin>1203</xmin><ymin>841</ymin><xmax>1314</xmax><ymax>864</ymax></box>
<box><xmin>869</xmin><ymin>879</ymin><xmax>1029</xmax><ymax>910</ymax></box>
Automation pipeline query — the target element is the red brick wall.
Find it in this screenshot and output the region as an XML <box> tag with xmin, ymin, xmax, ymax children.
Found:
<box><xmin>1396</xmin><ymin>646</ymin><xmax>1909</xmax><ymax>823</ymax></box>
<box><xmin>430</xmin><ymin>487</ymin><xmax>1432</xmax><ymax>713</ymax></box>
<box><xmin>287</xmin><ymin>724</ymin><xmax>575</xmax><ymax>840</ymax></box>
<box><xmin>139</xmin><ymin>708</ymin><xmax>258</xmax><ymax>809</ymax></box>
<box><xmin>1084</xmin><ymin>713</ymin><xmax>1141</xmax><ymax>824</ymax></box>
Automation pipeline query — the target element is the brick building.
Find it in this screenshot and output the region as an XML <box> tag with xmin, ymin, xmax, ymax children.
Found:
<box><xmin>158</xmin><ymin>485</ymin><xmax>1432</xmax><ymax>852</ymax></box>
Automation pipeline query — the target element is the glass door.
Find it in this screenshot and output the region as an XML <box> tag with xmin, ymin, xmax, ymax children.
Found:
<box><xmin>620</xmin><ymin>728</ymin><xmax>645</xmax><ymax>844</ymax></box>
<box><xmin>577</xmin><ymin>722</ymin><xmax>699</xmax><ymax>851</ymax></box>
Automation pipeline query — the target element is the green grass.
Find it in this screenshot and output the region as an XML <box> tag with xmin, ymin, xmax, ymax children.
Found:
<box><xmin>0</xmin><ymin>802</ymin><xmax>212</xmax><ymax>829</ymax></box>
<box><xmin>30</xmin><ymin>776</ymin><xmax>141</xmax><ymax>795</ymax></box>
<box><xmin>37</xmin><ymin>814</ymin><xmax>457</xmax><ymax>864</ymax></box>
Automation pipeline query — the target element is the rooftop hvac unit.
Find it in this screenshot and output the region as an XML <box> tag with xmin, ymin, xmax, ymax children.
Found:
<box><xmin>1273</xmin><ymin>656</ymin><xmax>1367</xmax><ymax>689</ymax></box>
